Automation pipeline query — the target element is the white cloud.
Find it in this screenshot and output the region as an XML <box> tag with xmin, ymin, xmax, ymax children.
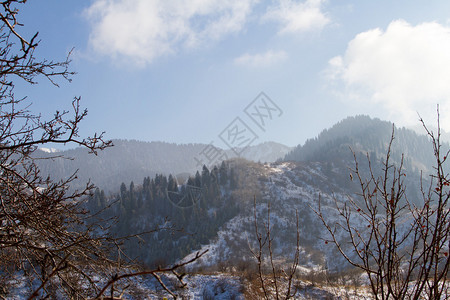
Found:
<box><xmin>263</xmin><ymin>0</ymin><xmax>330</xmax><ymax>34</ymax></box>
<box><xmin>327</xmin><ymin>20</ymin><xmax>450</xmax><ymax>130</ymax></box>
<box><xmin>84</xmin><ymin>0</ymin><xmax>257</xmax><ymax>65</ymax></box>
<box><xmin>234</xmin><ymin>50</ymin><xmax>288</xmax><ymax>67</ymax></box>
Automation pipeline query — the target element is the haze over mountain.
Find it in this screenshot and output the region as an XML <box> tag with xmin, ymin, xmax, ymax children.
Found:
<box><xmin>36</xmin><ymin>140</ymin><xmax>291</xmax><ymax>192</ymax></box>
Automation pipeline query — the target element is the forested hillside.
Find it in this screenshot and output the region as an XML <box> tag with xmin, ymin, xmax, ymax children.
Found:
<box><xmin>87</xmin><ymin>161</ymin><xmax>241</xmax><ymax>266</ymax></box>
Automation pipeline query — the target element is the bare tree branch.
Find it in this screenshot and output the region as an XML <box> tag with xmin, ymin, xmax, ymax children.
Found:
<box><xmin>314</xmin><ymin>114</ymin><xmax>450</xmax><ymax>299</ymax></box>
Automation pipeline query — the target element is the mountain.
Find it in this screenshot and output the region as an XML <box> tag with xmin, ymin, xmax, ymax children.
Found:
<box><xmin>162</xmin><ymin>117</ymin><xmax>437</xmax><ymax>269</ymax></box>
<box><xmin>98</xmin><ymin>116</ymin><xmax>433</xmax><ymax>271</ymax></box>
<box><xmin>36</xmin><ymin>140</ymin><xmax>291</xmax><ymax>192</ymax></box>
<box><xmin>284</xmin><ymin>115</ymin><xmax>437</xmax><ymax>174</ymax></box>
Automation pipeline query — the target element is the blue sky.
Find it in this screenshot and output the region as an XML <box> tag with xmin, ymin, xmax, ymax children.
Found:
<box><xmin>15</xmin><ymin>0</ymin><xmax>450</xmax><ymax>148</ymax></box>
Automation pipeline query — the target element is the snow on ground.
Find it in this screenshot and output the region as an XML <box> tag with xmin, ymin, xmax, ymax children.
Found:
<box><xmin>120</xmin><ymin>270</ymin><xmax>376</xmax><ymax>299</ymax></box>
<box><xmin>109</xmin><ymin>273</ymin><xmax>244</xmax><ymax>299</ymax></box>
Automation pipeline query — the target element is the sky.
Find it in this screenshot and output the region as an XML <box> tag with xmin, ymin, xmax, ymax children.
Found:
<box><xmin>14</xmin><ymin>0</ymin><xmax>450</xmax><ymax>149</ymax></box>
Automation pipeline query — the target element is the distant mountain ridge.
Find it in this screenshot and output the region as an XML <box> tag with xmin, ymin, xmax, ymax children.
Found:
<box><xmin>36</xmin><ymin>140</ymin><xmax>291</xmax><ymax>192</ymax></box>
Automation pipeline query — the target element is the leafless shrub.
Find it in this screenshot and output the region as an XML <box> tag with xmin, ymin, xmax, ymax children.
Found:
<box><xmin>314</xmin><ymin>110</ymin><xmax>449</xmax><ymax>299</ymax></box>
<box><xmin>0</xmin><ymin>1</ymin><xmax>203</xmax><ymax>298</ymax></box>
<box><xmin>248</xmin><ymin>197</ymin><xmax>300</xmax><ymax>299</ymax></box>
